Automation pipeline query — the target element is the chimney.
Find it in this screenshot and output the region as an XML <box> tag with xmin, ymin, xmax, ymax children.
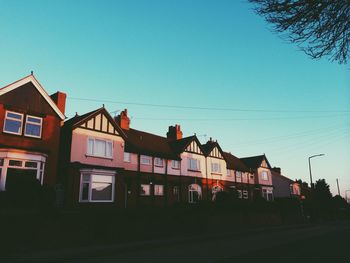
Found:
<box><xmin>50</xmin><ymin>92</ymin><xmax>66</xmax><ymax>115</ymax></box>
<box><xmin>115</xmin><ymin>109</ymin><xmax>130</xmax><ymax>130</ymax></box>
<box><xmin>272</xmin><ymin>167</ymin><xmax>281</xmax><ymax>174</ymax></box>
<box><xmin>167</xmin><ymin>124</ymin><xmax>183</xmax><ymax>140</ymax></box>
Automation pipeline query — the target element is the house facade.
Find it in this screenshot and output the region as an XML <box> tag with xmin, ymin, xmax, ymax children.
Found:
<box><xmin>0</xmin><ymin>75</ymin><xmax>65</xmax><ymax>194</ymax></box>
<box><xmin>59</xmin><ymin>107</ymin><xmax>126</xmax><ymax>207</ymax></box>
<box><xmin>271</xmin><ymin>167</ymin><xmax>301</xmax><ymax>199</ymax></box>
<box><xmin>241</xmin><ymin>155</ymin><xmax>274</xmax><ymax>201</ymax></box>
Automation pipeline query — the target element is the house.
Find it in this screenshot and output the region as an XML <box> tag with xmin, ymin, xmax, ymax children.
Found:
<box><xmin>240</xmin><ymin>154</ymin><xmax>274</xmax><ymax>201</ymax></box>
<box><xmin>0</xmin><ymin>74</ymin><xmax>66</xmax><ymax>195</ymax></box>
<box><xmin>222</xmin><ymin>151</ymin><xmax>255</xmax><ymax>200</ymax></box>
<box><xmin>115</xmin><ymin>110</ymin><xmax>182</xmax><ymax>207</ymax></box>
<box><xmin>271</xmin><ymin>167</ymin><xmax>301</xmax><ymax>199</ymax></box>
<box><xmin>201</xmin><ymin>139</ymin><xmax>234</xmax><ymax>200</ymax></box>
<box><xmin>59</xmin><ymin>107</ymin><xmax>126</xmax><ymax>207</ymax></box>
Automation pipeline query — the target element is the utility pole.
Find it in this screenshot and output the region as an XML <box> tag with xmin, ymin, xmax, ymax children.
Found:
<box><xmin>336</xmin><ymin>178</ymin><xmax>340</xmax><ymax>196</ymax></box>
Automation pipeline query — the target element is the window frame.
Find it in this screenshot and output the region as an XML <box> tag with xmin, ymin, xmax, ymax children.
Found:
<box><xmin>87</xmin><ymin>137</ymin><xmax>113</xmax><ymax>159</ymax></box>
<box><xmin>188</xmin><ymin>157</ymin><xmax>200</xmax><ymax>171</ymax></box>
<box><xmin>140</xmin><ymin>184</ymin><xmax>151</xmax><ymax>196</ymax></box>
<box><xmin>242</xmin><ymin>190</ymin><xmax>249</xmax><ymax>199</ymax></box>
<box><xmin>261</xmin><ymin>171</ymin><xmax>269</xmax><ymax>181</ymax></box>
<box><xmin>154</xmin><ymin>184</ymin><xmax>164</xmax><ymax>196</ymax></box>
<box><xmin>154</xmin><ymin>157</ymin><xmax>164</xmax><ymax>167</ymax></box>
<box><xmin>24</xmin><ymin>115</ymin><xmax>43</xmax><ymax>138</ymax></box>
<box><xmin>171</xmin><ymin>160</ymin><xmax>180</xmax><ymax>169</ymax></box>
<box><xmin>3</xmin><ymin>111</ymin><xmax>24</xmax><ymax>135</ymax></box>
<box><xmin>140</xmin><ymin>155</ymin><xmax>152</xmax><ymax>166</ymax></box>
<box><xmin>211</xmin><ymin>162</ymin><xmax>221</xmax><ymax>174</ymax></box>
<box><xmin>123</xmin><ymin>152</ymin><xmax>131</xmax><ymax>163</ymax></box>
<box><xmin>79</xmin><ymin>172</ymin><xmax>115</xmax><ymax>203</ymax></box>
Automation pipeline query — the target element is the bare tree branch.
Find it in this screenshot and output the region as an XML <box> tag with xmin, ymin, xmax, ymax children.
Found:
<box><xmin>249</xmin><ymin>0</ymin><xmax>350</xmax><ymax>64</ymax></box>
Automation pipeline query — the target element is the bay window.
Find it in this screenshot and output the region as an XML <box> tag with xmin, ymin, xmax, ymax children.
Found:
<box><xmin>154</xmin><ymin>185</ymin><xmax>164</xmax><ymax>196</ymax></box>
<box><xmin>140</xmin><ymin>184</ymin><xmax>151</xmax><ymax>196</ymax></box>
<box><xmin>80</xmin><ymin>172</ymin><xmax>115</xmax><ymax>202</ymax></box>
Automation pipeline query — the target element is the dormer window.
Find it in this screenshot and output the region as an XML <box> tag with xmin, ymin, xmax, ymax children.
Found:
<box><xmin>24</xmin><ymin>115</ymin><xmax>42</xmax><ymax>138</ymax></box>
<box><xmin>3</xmin><ymin>111</ymin><xmax>23</xmax><ymax>135</ymax></box>
<box><xmin>261</xmin><ymin>171</ymin><xmax>269</xmax><ymax>181</ymax></box>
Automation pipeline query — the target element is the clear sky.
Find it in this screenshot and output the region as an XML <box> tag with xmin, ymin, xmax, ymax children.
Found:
<box><xmin>0</xmin><ymin>0</ymin><xmax>349</xmax><ymax>196</ymax></box>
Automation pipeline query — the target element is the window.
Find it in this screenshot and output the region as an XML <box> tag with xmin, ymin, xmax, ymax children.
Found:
<box><xmin>262</xmin><ymin>188</ymin><xmax>273</xmax><ymax>201</ymax></box>
<box><xmin>140</xmin><ymin>184</ymin><xmax>151</xmax><ymax>196</ymax></box>
<box><xmin>171</xmin><ymin>160</ymin><xmax>180</xmax><ymax>169</ymax></box>
<box><xmin>237</xmin><ymin>190</ymin><xmax>242</xmax><ymax>199</ymax></box>
<box><xmin>3</xmin><ymin>111</ymin><xmax>23</xmax><ymax>135</ymax></box>
<box><xmin>80</xmin><ymin>174</ymin><xmax>114</xmax><ymax>202</ymax></box>
<box><xmin>227</xmin><ymin>169</ymin><xmax>231</xmax><ymax>177</ymax></box>
<box><xmin>9</xmin><ymin>160</ymin><xmax>22</xmax><ymax>167</ymax></box>
<box><xmin>243</xmin><ymin>190</ymin><xmax>249</xmax><ymax>199</ymax></box>
<box><xmin>154</xmin><ymin>185</ymin><xmax>164</xmax><ymax>196</ymax></box>
<box><xmin>24</xmin><ymin>115</ymin><xmax>42</xmax><ymax>138</ymax></box>
<box><xmin>173</xmin><ymin>186</ymin><xmax>179</xmax><ymax>196</ymax></box>
<box><xmin>236</xmin><ymin>171</ymin><xmax>242</xmax><ymax>179</ymax></box>
<box><xmin>261</xmin><ymin>171</ymin><xmax>269</xmax><ymax>181</ymax></box>
<box><xmin>154</xmin><ymin>158</ymin><xmax>163</xmax><ymax>167</ymax></box>
<box><xmin>140</xmin><ymin>155</ymin><xmax>151</xmax><ymax>165</ymax></box>
<box><xmin>188</xmin><ymin>184</ymin><xmax>202</xmax><ymax>203</ymax></box>
<box><xmin>211</xmin><ymin>162</ymin><xmax>221</xmax><ymax>174</ymax></box>
<box><xmin>124</xmin><ymin>152</ymin><xmax>131</xmax><ymax>162</ymax></box>
<box><xmin>188</xmin><ymin>158</ymin><xmax>200</xmax><ymax>171</ymax></box>
<box><xmin>87</xmin><ymin>138</ymin><xmax>113</xmax><ymax>158</ymax></box>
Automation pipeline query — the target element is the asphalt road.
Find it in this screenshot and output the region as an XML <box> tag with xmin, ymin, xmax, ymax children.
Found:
<box><xmin>12</xmin><ymin>221</ymin><xmax>350</xmax><ymax>263</ymax></box>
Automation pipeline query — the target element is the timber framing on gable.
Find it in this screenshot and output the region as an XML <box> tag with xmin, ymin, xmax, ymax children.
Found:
<box><xmin>208</xmin><ymin>146</ymin><xmax>224</xmax><ymax>159</ymax></box>
<box><xmin>185</xmin><ymin>140</ymin><xmax>203</xmax><ymax>155</ymax></box>
<box><xmin>72</xmin><ymin>107</ymin><xmax>126</xmax><ymax>138</ymax></box>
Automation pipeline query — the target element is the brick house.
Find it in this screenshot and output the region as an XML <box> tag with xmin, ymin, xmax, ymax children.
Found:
<box><xmin>0</xmin><ymin>74</ymin><xmax>66</xmax><ymax>194</ymax></box>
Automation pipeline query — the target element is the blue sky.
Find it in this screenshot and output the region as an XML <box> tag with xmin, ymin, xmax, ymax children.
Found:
<box><xmin>0</xmin><ymin>0</ymin><xmax>349</xmax><ymax>196</ymax></box>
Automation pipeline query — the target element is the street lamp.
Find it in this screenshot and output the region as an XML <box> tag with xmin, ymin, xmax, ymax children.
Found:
<box><xmin>345</xmin><ymin>190</ymin><xmax>350</xmax><ymax>203</ymax></box>
<box><xmin>308</xmin><ymin>154</ymin><xmax>325</xmax><ymax>189</ymax></box>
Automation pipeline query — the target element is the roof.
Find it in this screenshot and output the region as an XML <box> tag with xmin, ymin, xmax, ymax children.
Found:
<box><xmin>222</xmin><ymin>151</ymin><xmax>250</xmax><ymax>172</ymax></box>
<box><xmin>123</xmin><ymin>128</ymin><xmax>180</xmax><ymax>160</ymax></box>
<box><xmin>271</xmin><ymin>169</ymin><xmax>295</xmax><ymax>184</ymax></box>
<box><xmin>201</xmin><ymin>140</ymin><xmax>225</xmax><ymax>157</ymax></box>
<box><xmin>63</xmin><ymin>107</ymin><xmax>127</xmax><ymax>138</ymax></box>
<box><xmin>240</xmin><ymin>154</ymin><xmax>271</xmax><ymax>170</ymax></box>
<box><xmin>0</xmin><ymin>74</ymin><xmax>66</xmax><ymax>120</ymax></box>
<box><xmin>169</xmin><ymin>135</ymin><xmax>203</xmax><ymax>154</ymax></box>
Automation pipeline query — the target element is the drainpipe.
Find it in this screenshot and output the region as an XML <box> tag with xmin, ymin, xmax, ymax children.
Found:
<box><xmin>136</xmin><ymin>153</ymin><xmax>140</xmax><ymax>206</ymax></box>
<box><xmin>205</xmin><ymin>156</ymin><xmax>209</xmax><ymax>201</ymax></box>
<box><xmin>165</xmin><ymin>158</ymin><xmax>168</xmax><ymax>207</ymax></box>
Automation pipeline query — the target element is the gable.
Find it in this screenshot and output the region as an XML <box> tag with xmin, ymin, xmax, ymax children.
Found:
<box><xmin>0</xmin><ymin>75</ymin><xmax>65</xmax><ymax>119</ymax></box>
<box><xmin>209</xmin><ymin>146</ymin><xmax>223</xmax><ymax>159</ymax></box>
<box><xmin>186</xmin><ymin>140</ymin><xmax>203</xmax><ymax>155</ymax></box>
<box><xmin>0</xmin><ymin>82</ymin><xmax>58</xmax><ymax>118</ymax></box>
<box><xmin>78</xmin><ymin>111</ymin><xmax>120</xmax><ymax>136</ymax></box>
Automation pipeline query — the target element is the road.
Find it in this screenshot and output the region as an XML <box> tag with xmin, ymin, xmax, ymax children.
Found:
<box><xmin>12</xmin><ymin>221</ymin><xmax>350</xmax><ymax>263</ymax></box>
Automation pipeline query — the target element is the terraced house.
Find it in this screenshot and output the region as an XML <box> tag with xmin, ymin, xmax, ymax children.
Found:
<box><xmin>1</xmin><ymin>75</ymin><xmax>289</xmax><ymax>207</ymax></box>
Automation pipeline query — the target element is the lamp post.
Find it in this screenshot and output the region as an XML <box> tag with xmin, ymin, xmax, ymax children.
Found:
<box><xmin>345</xmin><ymin>190</ymin><xmax>350</xmax><ymax>204</ymax></box>
<box><xmin>308</xmin><ymin>154</ymin><xmax>325</xmax><ymax>189</ymax></box>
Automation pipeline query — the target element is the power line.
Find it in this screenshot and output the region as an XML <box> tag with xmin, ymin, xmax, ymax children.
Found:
<box><xmin>67</xmin><ymin>96</ymin><xmax>350</xmax><ymax>114</ymax></box>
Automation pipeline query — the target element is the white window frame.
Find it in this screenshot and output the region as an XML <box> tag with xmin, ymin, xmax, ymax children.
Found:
<box><xmin>79</xmin><ymin>170</ymin><xmax>115</xmax><ymax>203</ymax></box>
<box><xmin>261</xmin><ymin>171</ymin><xmax>269</xmax><ymax>181</ymax></box>
<box><xmin>140</xmin><ymin>155</ymin><xmax>151</xmax><ymax>165</ymax></box>
<box><xmin>87</xmin><ymin>138</ymin><xmax>113</xmax><ymax>159</ymax></box>
<box><xmin>24</xmin><ymin>115</ymin><xmax>43</xmax><ymax>138</ymax></box>
<box><xmin>188</xmin><ymin>158</ymin><xmax>200</xmax><ymax>171</ymax></box>
<box><xmin>123</xmin><ymin>152</ymin><xmax>131</xmax><ymax>162</ymax></box>
<box><xmin>237</xmin><ymin>190</ymin><xmax>242</xmax><ymax>199</ymax></box>
<box><xmin>211</xmin><ymin>162</ymin><xmax>221</xmax><ymax>174</ymax></box>
<box><xmin>154</xmin><ymin>184</ymin><xmax>164</xmax><ymax>196</ymax></box>
<box><xmin>140</xmin><ymin>184</ymin><xmax>151</xmax><ymax>196</ymax></box>
<box><xmin>188</xmin><ymin>184</ymin><xmax>202</xmax><ymax>203</ymax></box>
<box><xmin>3</xmin><ymin>111</ymin><xmax>23</xmax><ymax>135</ymax></box>
<box><xmin>171</xmin><ymin>160</ymin><xmax>180</xmax><ymax>169</ymax></box>
<box><xmin>154</xmin><ymin>157</ymin><xmax>164</xmax><ymax>167</ymax></box>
